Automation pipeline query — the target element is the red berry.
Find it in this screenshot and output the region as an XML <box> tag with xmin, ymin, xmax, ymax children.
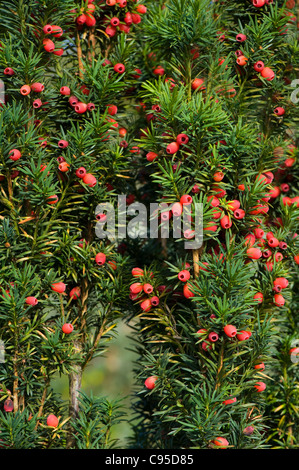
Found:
<box><xmin>20</xmin><ymin>85</ymin><xmax>31</xmax><ymax>95</ymax></box>
<box><xmin>83</xmin><ymin>173</ymin><xmax>97</xmax><ymax>187</ymax></box>
<box><xmin>252</xmin><ymin>0</ymin><xmax>265</xmax><ymax>6</ymax></box>
<box><xmin>4</xmin><ymin>67</ymin><xmax>15</xmax><ymax>76</ymax></box>
<box><xmin>85</xmin><ymin>14</ymin><xmax>96</xmax><ymax>27</ymax></box>
<box><xmin>43</xmin><ymin>38</ymin><xmax>55</xmax><ymax>52</ymax></box>
<box><xmin>140</xmin><ymin>298</ymin><xmax>151</xmax><ymax>312</ymax></box>
<box><xmin>178</xmin><ymin>270</ymin><xmax>190</xmax><ymax>282</ymax></box>
<box><xmin>220</xmin><ymin>215</ymin><xmax>232</xmax><ymax>229</ymax></box>
<box><xmin>75</xmin><ymin>102</ymin><xmax>87</xmax><ymax>114</ymax></box>
<box><xmin>183</xmin><ymin>283</ymin><xmax>195</xmax><ymax>299</ymax></box>
<box><xmin>253</xmin><ymin>292</ymin><xmax>263</xmax><ymax>303</ymax></box>
<box><xmin>274</xmin><ymin>107</ymin><xmax>285</xmax><ymax>116</ymax></box>
<box><xmin>234</xmin><ymin>208</ymin><xmax>245</xmax><ymax>219</ymax></box>
<box><xmin>76</xmin><ymin>167</ymin><xmax>86</xmax><ymax>179</ymax></box>
<box><xmin>236</xmin><ymin>33</ymin><xmax>247</xmax><ymax>42</ymax></box>
<box><xmin>51</xmin><ymin>282</ymin><xmax>66</xmax><ymax>293</ymax></box>
<box><xmin>60</xmin><ymin>86</ymin><xmax>70</xmax><ymax>95</ymax></box>
<box><xmin>261</xmin><ymin>67</ymin><xmax>275</xmax><ymax>81</ymax></box>
<box><xmin>212</xmin><ymin>437</ymin><xmax>229</xmax><ymax>448</ymax></box>
<box><xmin>274</xmin><ymin>293</ymin><xmax>285</xmax><ymax>307</ymax></box>
<box><xmin>143</xmin><ymin>283</ymin><xmax>153</xmax><ymax>294</ymax></box>
<box><xmin>253</xmin><ymin>60</ymin><xmax>264</xmax><ymax>72</ymax></box>
<box><xmin>25</xmin><ymin>296</ymin><xmax>38</xmax><ymax>306</ymax></box>
<box><xmin>43</xmin><ymin>24</ymin><xmax>53</xmax><ymax>33</ymax></box>
<box><xmin>62</xmin><ymin>323</ymin><xmax>73</xmax><ymax>334</ymax></box>
<box><xmin>69</xmin><ymin>287</ymin><xmax>81</xmax><ymax>299</ymax></box>
<box><xmin>150</xmin><ymin>296</ymin><xmax>159</xmax><ymax>306</ymax></box>
<box><xmin>171</xmin><ymin>202</ymin><xmax>183</xmax><ymax>217</ymax></box>
<box><xmin>114</xmin><ymin>63</ymin><xmax>125</xmax><ymax>74</ymax></box>
<box><xmin>166</xmin><ymin>142</ymin><xmax>179</xmax><ymax>154</ymax></box>
<box><xmin>33</xmin><ymin>99</ymin><xmax>42</xmax><ymax>109</ymax></box>
<box><xmin>95</xmin><ymin>252</ymin><xmax>106</xmax><ymax>266</ymax></box>
<box><xmin>31</xmin><ymin>82</ymin><xmax>44</xmax><ymax>92</ymax></box>
<box><xmin>191</xmin><ymin>78</ymin><xmax>205</xmax><ymax>90</ymax></box>
<box><xmin>254</xmin><ymin>363</ymin><xmax>265</xmax><ymax>371</ymax></box>
<box><xmin>130</xmin><ymin>283</ymin><xmax>143</xmax><ymax>294</ymax></box>
<box><xmin>180</xmin><ymin>194</ymin><xmax>192</xmax><ymax>205</ymax></box>
<box><xmin>9</xmin><ymin>149</ymin><xmax>21</xmax><ymax>161</ymax></box>
<box><xmin>223</xmin><ymin>325</ymin><xmax>237</xmax><ymax>338</ymax></box>
<box><xmin>254</xmin><ymin>381</ymin><xmax>266</xmax><ymax>392</ymax></box>
<box><xmin>144</xmin><ymin>376</ymin><xmax>157</xmax><ymax>390</ymax></box>
<box><xmin>246</xmin><ymin>248</ymin><xmax>262</xmax><ymax>259</ymax></box>
<box><xmin>47</xmin><ymin>414</ymin><xmax>59</xmax><ymax>427</ymax></box>
<box><xmin>132</xmin><ymin>268</ymin><xmax>144</xmax><ymax>277</ymax></box>
<box><xmin>146</xmin><ymin>151</ymin><xmax>158</xmax><ymax>162</ymax></box>
<box><xmin>208</xmin><ymin>332</ymin><xmax>219</xmax><ymax>342</ymax></box>
<box><xmin>176</xmin><ymin>133</ymin><xmax>189</xmax><ymax>145</ymax></box>
<box><xmin>222</xmin><ymin>397</ymin><xmax>237</xmax><ymax>405</ymax></box>
<box><xmin>236</xmin><ymin>330</ymin><xmax>250</xmax><ymax>341</ymax></box>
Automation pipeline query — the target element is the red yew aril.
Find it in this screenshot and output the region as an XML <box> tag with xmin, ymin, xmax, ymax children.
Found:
<box><xmin>47</xmin><ymin>414</ymin><xmax>59</xmax><ymax>427</ymax></box>
<box><xmin>51</xmin><ymin>282</ymin><xmax>66</xmax><ymax>293</ymax></box>
<box><xmin>31</xmin><ymin>82</ymin><xmax>44</xmax><ymax>92</ymax></box>
<box><xmin>253</xmin><ymin>60</ymin><xmax>264</xmax><ymax>72</ymax></box>
<box><xmin>236</xmin><ymin>33</ymin><xmax>247</xmax><ymax>42</ymax></box>
<box><xmin>83</xmin><ymin>173</ymin><xmax>97</xmax><ymax>187</ymax></box>
<box><xmin>166</xmin><ymin>142</ymin><xmax>180</xmax><ymax>154</ymax></box>
<box><xmin>75</xmin><ymin>102</ymin><xmax>87</xmax><ymax>114</ymax></box>
<box><xmin>223</xmin><ymin>325</ymin><xmax>237</xmax><ymax>338</ymax></box>
<box><xmin>178</xmin><ymin>270</ymin><xmax>190</xmax><ymax>282</ymax></box>
<box><xmin>183</xmin><ymin>283</ymin><xmax>195</xmax><ymax>298</ymax></box>
<box><xmin>114</xmin><ymin>63</ymin><xmax>125</xmax><ymax>73</ymax></box>
<box><xmin>43</xmin><ymin>38</ymin><xmax>55</xmax><ymax>52</ymax></box>
<box><xmin>150</xmin><ymin>296</ymin><xmax>159</xmax><ymax>306</ymax></box>
<box><xmin>208</xmin><ymin>332</ymin><xmax>219</xmax><ymax>342</ymax></box>
<box><xmin>267</xmin><ymin>236</ymin><xmax>279</xmax><ymax>247</ymax></box>
<box><xmin>220</xmin><ymin>215</ymin><xmax>232</xmax><ymax>229</ymax></box>
<box><xmin>261</xmin><ymin>67</ymin><xmax>275</xmax><ymax>81</ymax></box>
<box><xmin>75</xmin><ymin>167</ymin><xmax>86</xmax><ymax>179</ymax></box>
<box><xmin>62</xmin><ymin>323</ymin><xmax>73</xmax><ymax>334</ymax></box>
<box><xmin>234</xmin><ymin>208</ymin><xmax>245</xmax><ymax>219</ymax></box>
<box><xmin>58</xmin><ymin>162</ymin><xmax>70</xmax><ymax>172</ymax></box>
<box><xmin>274</xmin><ymin>107</ymin><xmax>285</xmax><ymax>116</ymax></box>
<box><xmin>9</xmin><ymin>149</ymin><xmax>21</xmax><ymax>161</ymax></box>
<box><xmin>222</xmin><ymin>397</ymin><xmax>237</xmax><ymax>405</ymax></box>
<box><xmin>130</xmin><ymin>283</ymin><xmax>143</xmax><ymax>294</ymax></box>
<box><xmin>236</xmin><ymin>330</ymin><xmax>250</xmax><ymax>341</ymax></box>
<box><xmin>274</xmin><ymin>294</ymin><xmax>285</xmax><ymax>306</ymax></box>
<box><xmin>213</xmin><ymin>171</ymin><xmax>224</xmax><ymax>182</ymax></box>
<box><xmin>237</xmin><ymin>55</ymin><xmax>248</xmax><ymax>66</ymax></box>
<box><xmin>191</xmin><ymin>78</ymin><xmax>205</xmax><ymax>90</ymax></box>
<box><xmin>76</xmin><ymin>14</ymin><xmax>87</xmax><ymax>25</ymax></box>
<box><xmin>176</xmin><ymin>134</ymin><xmax>189</xmax><ymax>145</ymax></box>
<box><xmin>95</xmin><ymin>252</ymin><xmax>106</xmax><ymax>265</ymax></box>
<box><xmin>253</xmin><ymin>292</ymin><xmax>263</xmax><ymax>303</ymax></box>
<box><xmin>144</xmin><ymin>376</ymin><xmax>157</xmax><ymax>390</ymax></box>
<box><xmin>274</xmin><ymin>277</ymin><xmax>288</xmax><ymax>289</ymax></box>
<box><xmin>4</xmin><ymin>67</ymin><xmax>15</xmax><ymax>76</ymax></box>
<box><xmin>146</xmin><ymin>151</ymin><xmax>158</xmax><ymax>162</ymax></box>
<box><xmin>132</xmin><ymin>267</ymin><xmax>144</xmax><ymax>277</ymax></box>
<box><xmin>20</xmin><ymin>85</ymin><xmax>31</xmax><ymax>95</ymax></box>
<box><xmin>254</xmin><ymin>363</ymin><xmax>265</xmax><ymax>371</ymax></box>
<box><xmin>141</xmin><ymin>298</ymin><xmax>151</xmax><ymax>312</ymax></box>
<box><xmin>143</xmin><ymin>283</ymin><xmax>153</xmax><ymax>294</ymax></box>
<box><xmin>254</xmin><ymin>227</ymin><xmax>264</xmax><ymax>239</ymax></box>
<box><xmin>43</xmin><ymin>24</ymin><xmax>53</xmax><ymax>34</ymax></box>
<box><xmin>85</xmin><ymin>14</ymin><xmax>96</xmax><ymax>27</ymax></box>
<box><xmin>254</xmin><ymin>382</ymin><xmax>266</xmax><ymax>392</ymax></box>
<box><xmin>202</xmin><ymin>341</ymin><xmax>212</xmax><ymax>351</ymax></box>
<box><xmin>70</xmin><ymin>287</ymin><xmax>81</xmax><ymax>299</ymax></box>
<box><xmin>171</xmin><ymin>202</ymin><xmax>183</xmax><ymax>217</ymax></box>
<box><xmin>25</xmin><ymin>296</ymin><xmax>38</xmax><ymax>306</ymax></box>
<box><xmin>47</xmin><ymin>195</ymin><xmax>59</xmax><ymax>204</ymax></box>
<box><xmin>212</xmin><ymin>437</ymin><xmax>229</xmax><ymax>448</ymax></box>
<box><xmin>4</xmin><ymin>399</ymin><xmax>14</xmax><ymax>412</ymax></box>
<box><xmin>33</xmin><ymin>99</ymin><xmax>42</xmax><ymax>109</ymax></box>
<box><xmin>180</xmin><ymin>194</ymin><xmax>192</xmax><ymax>205</ymax></box>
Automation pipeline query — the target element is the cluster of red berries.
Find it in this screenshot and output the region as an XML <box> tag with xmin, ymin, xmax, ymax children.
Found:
<box><xmin>42</xmin><ymin>24</ymin><xmax>64</xmax><ymax>56</ymax></box>
<box><xmin>129</xmin><ymin>268</ymin><xmax>161</xmax><ymax>312</ymax></box>
<box><xmin>104</xmin><ymin>4</ymin><xmax>147</xmax><ymax>37</ymax></box>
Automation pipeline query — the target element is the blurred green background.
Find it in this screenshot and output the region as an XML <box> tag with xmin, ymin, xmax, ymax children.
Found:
<box><xmin>52</xmin><ymin>320</ymin><xmax>139</xmax><ymax>448</ymax></box>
